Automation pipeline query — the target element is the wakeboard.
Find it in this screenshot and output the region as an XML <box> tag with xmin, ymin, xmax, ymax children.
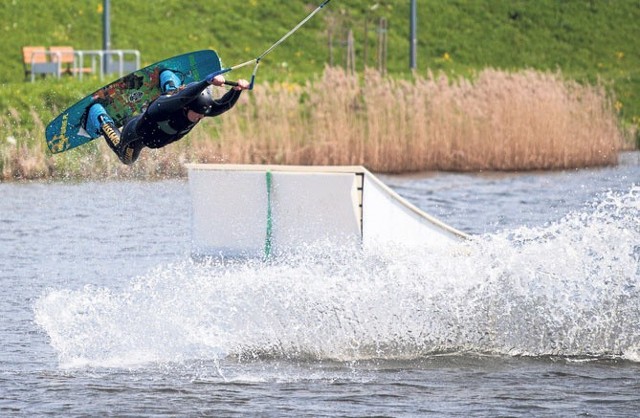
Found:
<box><xmin>45</xmin><ymin>49</ymin><xmax>222</xmax><ymax>154</ymax></box>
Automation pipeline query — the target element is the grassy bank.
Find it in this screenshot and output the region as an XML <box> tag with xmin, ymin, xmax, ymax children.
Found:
<box><xmin>3</xmin><ymin>0</ymin><xmax>639</xmax><ymax>127</ymax></box>
<box><xmin>1</xmin><ymin>67</ymin><xmax>625</xmax><ymax>180</ymax></box>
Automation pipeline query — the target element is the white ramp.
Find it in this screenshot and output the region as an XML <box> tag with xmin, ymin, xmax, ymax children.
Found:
<box><xmin>186</xmin><ymin>164</ymin><xmax>468</xmax><ymax>258</ymax></box>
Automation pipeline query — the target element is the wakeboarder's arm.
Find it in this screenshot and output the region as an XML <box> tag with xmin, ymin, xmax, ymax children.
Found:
<box><xmin>205</xmin><ymin>79</ymin><xmax>250</xmax><ymax>117</ymax></box>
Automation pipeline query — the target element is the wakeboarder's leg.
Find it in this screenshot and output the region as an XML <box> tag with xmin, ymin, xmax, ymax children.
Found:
<box><xmin>86</xmin><ymin>103</ymin><xmax>142</xmax><ymax>165</ymax></box>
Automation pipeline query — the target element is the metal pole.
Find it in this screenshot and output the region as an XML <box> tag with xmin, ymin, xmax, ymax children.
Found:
<box><xmin>103</xmin><ymin>0</ymin><xmax>111</xmax><ymax>73</ymax></box>
<box><xmin>410</xmin><ymin>0</ymin><xmax>417</xmax><ymax>70</ymax></box>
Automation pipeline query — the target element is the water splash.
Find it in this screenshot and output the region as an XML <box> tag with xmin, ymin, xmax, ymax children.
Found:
<box><xmin>34</xmin><ymin>187</ymin><xmax>640</xmax><ymax>368</ymax></box>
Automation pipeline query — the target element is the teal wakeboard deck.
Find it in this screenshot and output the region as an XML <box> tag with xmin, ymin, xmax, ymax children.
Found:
<box><xmin>45</xmin><ymin>49</ymin><xmax>222</xmax><ymax>154</ymax></box>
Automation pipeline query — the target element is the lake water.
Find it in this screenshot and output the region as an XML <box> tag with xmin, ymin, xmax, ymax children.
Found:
<box><xmin>1</xmin><ymin>152</ymin><xmax>639</xmax><ymax>416</ymax></box>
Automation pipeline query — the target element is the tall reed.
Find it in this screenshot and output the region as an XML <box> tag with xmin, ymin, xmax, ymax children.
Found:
<box><xmin>202</xmin><ymin>67</ymin><xmax>623</xmax><ymax>172</ymax></box>
<box><xmin>0</xmin><ymin>67</ymin><xmax>624</xmax><ymax>180</ymax></box>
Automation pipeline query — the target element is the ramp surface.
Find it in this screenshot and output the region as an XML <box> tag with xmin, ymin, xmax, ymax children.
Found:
<box><xmin>187</xmin><ymin>164</ymin><xmax>468</xmax><ymax>258</ymax></box>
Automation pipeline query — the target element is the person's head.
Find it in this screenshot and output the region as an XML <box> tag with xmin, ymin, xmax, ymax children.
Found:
<box><xmin>186</xmin><ymin>86</ymin><xmax>214</xmax><ymax>122</ymax></box>
<box><xmin>189</xmin><ymin>86</ymin><xmax>214</xmax><ymax>114</ymax></box>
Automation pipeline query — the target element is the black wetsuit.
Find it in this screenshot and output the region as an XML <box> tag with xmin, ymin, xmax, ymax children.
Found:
<box><xmin>107</xmin><ymin>79</ymin><xmax>242</xmax><ymax>164</ymax></box>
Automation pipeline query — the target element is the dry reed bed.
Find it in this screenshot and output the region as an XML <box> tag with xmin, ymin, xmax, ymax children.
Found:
<box><xmin>207</xmin><ymin>67</ymin><xmax>623</xmax><ymax>172</ymax></box>
<box><xmin>1</xmin><ymin>67</ymin><xmax>624</xmax><ymax>180</ymax></box>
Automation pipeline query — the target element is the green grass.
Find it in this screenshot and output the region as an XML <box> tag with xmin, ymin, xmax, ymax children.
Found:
<box><xmin>1</xmin><ymin>0</ymin><xmax>639</xmax><ymax>140</ymax></box>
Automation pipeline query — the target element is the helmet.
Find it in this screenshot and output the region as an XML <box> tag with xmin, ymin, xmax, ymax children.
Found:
<box><xmin>188</xmin><ymin>86</ymin><xmax>214</xmax><ymax>114</ymax></box>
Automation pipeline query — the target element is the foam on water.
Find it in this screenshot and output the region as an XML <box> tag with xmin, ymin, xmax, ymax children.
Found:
<box><xmin>34</xmin><ymin>186</ymin><xmax>640</xmax><ymax>368</ymax></box>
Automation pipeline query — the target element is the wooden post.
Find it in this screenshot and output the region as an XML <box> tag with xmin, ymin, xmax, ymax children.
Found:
<box><xmin>346</xmin><ymin>29</ymin><xmax>356</xmax><ymax>74</ymax></box>
<box><xmin>377</xmin><ymin>18</ymin><xmax>388</xmax><ymax>75</ymax></box>
<box><xmin>328</xmin><ymin>28</ymin><xmax>334</xmax><ymax>66</ymax></box>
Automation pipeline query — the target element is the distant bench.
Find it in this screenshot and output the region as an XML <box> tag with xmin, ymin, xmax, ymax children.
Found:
<box><xmin>22</xmin><ymin>46</ymin><xmax>61</xmax><ymax>82</ymax></box>
<box><xmin>22</xmin><ymin>46</ymin><xmax>140</xmax><ymax>82</ymax></box>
